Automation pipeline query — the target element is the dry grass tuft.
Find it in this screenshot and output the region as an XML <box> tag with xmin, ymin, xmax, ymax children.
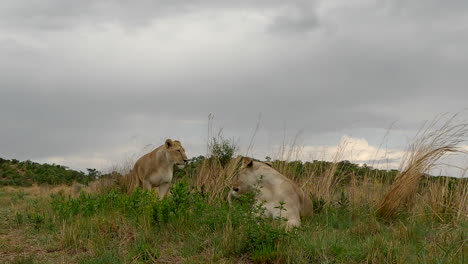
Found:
<box><xmin>191</xmin><ymin>124</ymin><xmax>242</xmax><ymax>200</ymax></box>
<box><xmin>315</xmin><ymin>140</ymin><xmax>349</xmax><ymax>201</ymax></box>
<box><xmin>455</xmin><ymin>175</ymin><xmax>468</xmax><ymax>221</ymax></box>
<box><xmin>193</xmin><ymin>156</ymin><xmax>242</xmax><ymax>200</ymax></box>
<box><xmin>347</xmin><ymin>173</ymin><xmax>389</xmax><ymax>208</ymax></box>
<box><xmin>296</xmin><ymin>139</ymin><xmax>350</xmax><ymax>203</ymax></box>
<box><xmin>376</xmin><ymin>114</ymin><xmax>468</xmax><ymax>219</ymax></box>
<box><xmin>87</xmin><ymin>173</ymin><xmax>123</xmax><ymax>193</ymax></box>
<box><xmin>103</xmin><ymin>156</ymin><xmax>136</xmax><ymax>193</ymax></box>
<box><xmin>421</xmin><ymin>166</ymin><xmax>468</xmax><ymax>222</ymax></box>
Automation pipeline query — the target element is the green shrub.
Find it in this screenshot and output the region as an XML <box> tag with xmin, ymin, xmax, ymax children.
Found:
<box><xmin>210</xmin><ymin>137</ymin><xmax>237</xmax><ymax>167</ymax></box>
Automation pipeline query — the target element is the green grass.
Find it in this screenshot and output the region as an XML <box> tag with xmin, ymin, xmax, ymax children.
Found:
<box><xmin>0</xmin><ymin>181</ymin><xmax>466</xmax><ymax>263</ymax></box>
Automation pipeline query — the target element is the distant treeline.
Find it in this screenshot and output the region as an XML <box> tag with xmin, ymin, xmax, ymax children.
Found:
<box><xmin>269</xmin><ymin>159</ymin><xmax>466</xmax><ymax>186</ymax></box>
<box><xmin>174</xmin><ymin>156</ymin><xmax>466</xmax><ymax>186</ymax></box>
<box><xmin>172</xmin><ymin>156</ymin><xmax>399</xmax><ymax>184</ymax></box>
<box><xmin>0</xmin><ymin>158</ymin><xmax>99</xmax><ymax>186</ymax></box>
<box><xmin>0</xmin><ymin>156</ymin><xmax>465</xmax><ymax>187</ymax></box>
<box><xmin>273</xmin><ymin>159</ymin><xmax>398</xmax><ymax>184</ymax></box>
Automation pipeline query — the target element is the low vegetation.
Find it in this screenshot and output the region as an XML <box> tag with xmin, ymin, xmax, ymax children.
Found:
<box><xmin>0</xmin><ymin>158</ymin><xmax>98</xmax><ymax>186</ymax></box>
<box><xmin>1</xmin><ymin>176</ymin><xmax>466</xmax><ymax>263</ymax></box>
<box><xmin>0</xmin><ymin>116</ymin><xmax>467</xmax><ymax>263</ymax></box>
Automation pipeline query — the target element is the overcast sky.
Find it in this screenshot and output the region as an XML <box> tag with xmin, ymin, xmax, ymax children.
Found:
<box><xmin>1</xmin><ymin>0</ymin><xmax>468</xmax><ymax>175</ymax></box>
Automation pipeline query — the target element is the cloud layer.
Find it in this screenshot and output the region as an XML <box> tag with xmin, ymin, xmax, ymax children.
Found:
<box><xmin>1</xmin><ymin>0</ymin><xmax>467</xmax><ymax>172</ymax></box>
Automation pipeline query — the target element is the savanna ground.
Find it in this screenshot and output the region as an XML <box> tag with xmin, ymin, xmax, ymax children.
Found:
<box><xmin>0</xmin><ymin>175</ymin><xmax>466</xmax><ymax>264</ymax></box>
<box><xmin>1</xmin><ymin>116</ymin><xmax>467</xmax><ymax>263</ymax></box>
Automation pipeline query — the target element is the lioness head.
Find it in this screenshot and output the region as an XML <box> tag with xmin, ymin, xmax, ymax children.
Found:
<box><xmin>229</xmin><ymin>157</ymin><xmax>272</xmax><ymax>200</ymax></box>
<box><xmin>164</xmin><ymin>139</ymin><xmax>188</xmax><ymax>168</ymax></box>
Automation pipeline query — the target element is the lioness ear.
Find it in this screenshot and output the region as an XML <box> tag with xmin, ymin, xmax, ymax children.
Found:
<box><xmin>264</xmin><ymin>162</ymin><xmax>273</xmax><ymax>167</ymax></box>
<box><xmin>243</xmin><ymin>157</ymin><xmax>254</xmax><ymax>168</ymax></box>
<box><xmin>165</xmin><ymin>139</ymin><xmax>174</xmax><ymax>148</ymax></box>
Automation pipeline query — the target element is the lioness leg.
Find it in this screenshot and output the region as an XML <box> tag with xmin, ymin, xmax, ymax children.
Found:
<box><xmin>158</xmin><ymin>183</ymin><xmax>171</xmax><ymax>199</ymax></box>
<box><xmin>141</xmin><ymin>180</ymin><xmax>152</xmax><ymax>191</ymax></box>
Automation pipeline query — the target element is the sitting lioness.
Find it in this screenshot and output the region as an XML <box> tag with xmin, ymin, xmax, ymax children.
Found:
<box><xmin>228</xmin><ymin>157</ymin><xmax>313</xmax><ymax>229</ymax></box>
<box><xmin>128</xmin><ymin>139</ymin><xmax>188</xmax><ymax>199</ymax></box>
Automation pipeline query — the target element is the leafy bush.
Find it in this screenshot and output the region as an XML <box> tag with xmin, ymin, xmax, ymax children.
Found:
<box><xmin>210</xmin><ymin>137</ymin><xmax>237</xmax><ymax>167</ymax></box>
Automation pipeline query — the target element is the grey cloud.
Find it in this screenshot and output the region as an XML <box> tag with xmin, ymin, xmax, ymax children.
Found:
<box><xmin>388</xmin><ymin>0</ymin><xmax>468</xmax><ymax>18</ymax></box>
<box><xmin>0</xmin><ymin>0</ymin><xmax>315</xmax><ymax>31</ymax></box>
<box><xmin>1</xmin><ymin>0</ymin><xmax>468</xmax><ymax>170</ymax></box>
<box><xmin>267</xmin><ymin>2</ymin><xmax>319</xmax><ymax>34</ymax></box>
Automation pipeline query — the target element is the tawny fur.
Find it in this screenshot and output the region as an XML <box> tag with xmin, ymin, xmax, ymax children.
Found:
<box><xmin>128</xmin><ymin>139</ymin><xmax>188</xmax><ymax>199</ymax></box>
<box><xmin>228</xmin><ymin>157</ymin><xmax>313</xmax><ymax>229</ymax></box>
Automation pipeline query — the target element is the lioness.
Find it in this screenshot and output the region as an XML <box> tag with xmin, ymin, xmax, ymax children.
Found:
<box><xmin>228</xmin><ymin>157</ymin><xmax>313</xmax><ymax>229</ymax></box>
<box><xmin>128</xmin><ymin>139</ymin><xmax>188</xmax><ymax>199</ymax></box>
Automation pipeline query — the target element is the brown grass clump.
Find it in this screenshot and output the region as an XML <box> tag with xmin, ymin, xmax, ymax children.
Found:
<box><xmin>87</xmin><ymin>173</ymin><xmax>122</xmax><ymax>193</ymax></box>
<box><xmin>103</xmin><ymin>156</ymin><xmax>136</xmax><ymax>193</ymax></box>
<box><xmin>294</xmin><ymin>139</ymin><xmax>349</xmax><ymax>203</ymax></box>
<box><xmin>191</xmin><ymin>124</ymin><xmax>242</xmax><ymax>200</ymax></box>
<box><xmin>418</xmin><ymin>167</ymin><xmax>468</xmax><ymax>222</ymax></box>
<box><xmin>376</xmin><ymin>114</ymin><xmax>468</xmax><ymax>219</ymax></box>
<box><xmin>424</xmin><ymin>177</ymin><xmax>457</xmax><ymax>222</ymax></box>
<box><xmin>193</xmin><ymin>156</ymin><xmax>242</xmax><ymax>201</ymax></box>
<box><xmin>455</xmin><ymin>175</ymin><xmax>468</xmax><ymax>221</ymax></box>
<box><xmin>315</xmin><ymin>140</ymin><xmax>349</xmax><ymax>201</ymax></box>
<box><xmin>346</xmin><ymin>173</ymin><xmax>389</xmax><ymax>208</ymax></box>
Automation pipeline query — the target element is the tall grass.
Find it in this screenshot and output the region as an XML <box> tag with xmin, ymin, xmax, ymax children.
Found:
<box><xmin>377</xmin><ymin>114</ymin><xmax>468</xmax><ymax>219</ymax></box>
<box><xmin>192</xmin><ymin>132</ymin><xmax>241</xmax><ymax>200</ymax></box>
<box><xmin>193</xmin><ymin>156</ymin><xmax>241</xmax><ymax>200</ymax></box>
<box><xmin>311</xmin><ymin>140</ymin><xmax>349</xmax><ymax>202</ymax></box>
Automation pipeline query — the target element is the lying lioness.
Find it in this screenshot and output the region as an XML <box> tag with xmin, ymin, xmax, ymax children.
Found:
<box><xmin>128</xmin><ymin>139</ymin><xmax>188</xmax><ymax>199</ymax></box>
<box><xmin>228</xmin><ymin>157</ymin><xmax>312</xmax><ymax>229</ymax></box>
